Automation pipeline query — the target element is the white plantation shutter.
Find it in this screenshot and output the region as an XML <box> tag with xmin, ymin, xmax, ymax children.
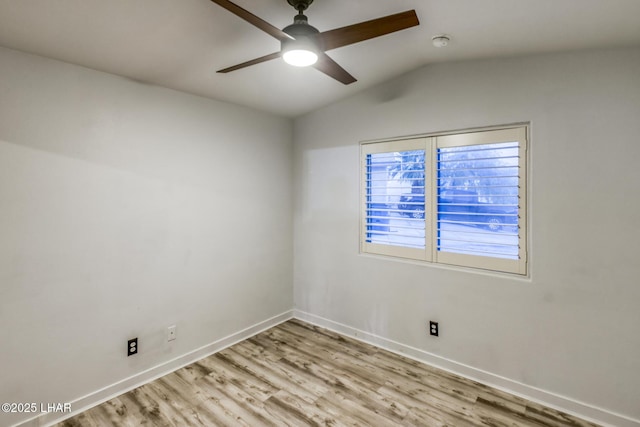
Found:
<box><xmin>360</xmin><ymin>126</ymin><xmax>527</xmax><ymax>275</ymax></box>
<box><xmin>434</xmin><ymin>128</ymin><xmax>527</xmax><ymax>274</ymax></box>
<box><xmin>360</xmin><ymin>138</ymin><xmax>431</xmax><ymax>261</ymax></box>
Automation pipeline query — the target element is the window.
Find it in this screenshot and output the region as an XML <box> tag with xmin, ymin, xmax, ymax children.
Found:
<box><xmin>361</xmin><ymin>126</ymin><xmax>527</xmax><ymax>274</ymax></box>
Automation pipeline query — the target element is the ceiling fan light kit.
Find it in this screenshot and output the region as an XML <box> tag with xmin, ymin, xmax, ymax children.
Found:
<box><xmin>282</xmin><ymin>48</ymin><xmax>318</xmax><ymax>67</ymax></box>
<box><xmin>210</xmin><ymin>0</ymin><xmax>420</xmax><ymax>84</ymax></box>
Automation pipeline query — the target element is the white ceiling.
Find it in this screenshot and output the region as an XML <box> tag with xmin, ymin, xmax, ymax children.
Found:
<box><xmin>0</xmin><ymin>0</ymin><xmax>639</xmax><ymax>117</ymax></box>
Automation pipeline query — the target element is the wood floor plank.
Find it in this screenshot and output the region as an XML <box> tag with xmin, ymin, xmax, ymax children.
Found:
<box><xmin>214</xmin><ymin>348</ymin><xmax>322</xmax><ymax>404</ymax></box>
<box><xmin>53</xmin><ymin>320</ymin><xmax>603</xmax><ymax>427</ymax></box>
<box><xmin>279</xmin><ymin>347</ymin><xmax>396</xmax><ymax>411</ymax></box>
<box><xmin>232</xmin><ymin>339</ymin><xmax>284</xmax><ymax>364</ymax></box>
<box><xmin>472</xmin><ymin>398</ymin><xmax>548</xmax><ymax>427</ymax></box>
<box><xmin>276</xmin><ymin>321</ymin><xmax>378</xmax><ymax>358</ymax></box>
<box><xmin>314</xmin><ymin>390</ymin><xmax>401</xmax><ymax>427</ymax></box>
<box><xmin>377</xmin><ymin>385</ymin><xmax>478</xmax><ymax>427</ymax></box>
<box><xmin>192</xmin><ymin>374</ymin><xmax>277</xmax><ymax>427</ymax></box>
<box><xmin>358</xmin><ymin>347</ymin><xmax>483</xmax><ymax>404</ymax></box>
<box><xmin>174</xmin><ymin>361</ymin><xmax>212</xmax><ymax>384</ymax></box>
<box><xmin>476</xmin><ymin>390</ymin><xmax>528</xmax><ymax>415</ymax></box>
<box><xmin>139</xmin><ymin>381</ymin><xmax>199</xmax><ymax>426</ymax></box>
<box><xmin>262</xmin><ymin>390</ymin><xmax>331</xmax><ymax>427</ymax></box>
<box><xmin>191</xmin><ymin>355</ymin><xmax>278</xmax><ymax>402</ymax></box>
<box><xmin>186</xmin><ymin>375</ymin><xmax>261</xmax><ymax>426</ymax></box>
<box><xmin>287</xmin><ymin>319</ymin><xmax>379</xmax><ymax>357</ymax></box>
<box><xmin>141</xmin><ymin>380</ymin><xmax>204</xmax><ymax>426</ymax></box>
<box><xmin>248</xmin><ymin>332</ymin><xmax>385</xmax><ymax>394</ymax></box>
<box><xmin>98</xmin><ymin>397</ymin><xmax>146</xmax><ymax>427</ymax></box>
<box><xmin>524</xmin><ymin>401</ymin><xmax>602</xmax><ymax>427</ymax></box>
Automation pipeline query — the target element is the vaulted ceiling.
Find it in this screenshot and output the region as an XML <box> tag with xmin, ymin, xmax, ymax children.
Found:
<box><xmin>1</xmin><ymin>0</ymin><xmax>639</xmax><ymax>117</ymax></box>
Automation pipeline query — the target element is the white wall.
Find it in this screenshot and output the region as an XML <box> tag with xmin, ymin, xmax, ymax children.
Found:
<box><xmin>293</xmin><ymin>48</ymin><xmax>640</xmax><ymax>424</ymax></box>
<box><xmin>0</xmin><ymin>46</ymin><xmax>293</xmax><ymax>426</ymax></box>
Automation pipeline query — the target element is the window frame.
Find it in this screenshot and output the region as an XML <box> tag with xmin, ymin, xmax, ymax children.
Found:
<box><xmin>360</xmin><ymin>125</ymin><xmax>528</xmax><ymax>275</ymax></box>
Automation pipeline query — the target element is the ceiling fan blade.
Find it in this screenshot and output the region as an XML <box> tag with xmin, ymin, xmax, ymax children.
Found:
<box><xmin>210</xmin><ymin>0</ymin><xmax>293</xmax><ymax>41</ymax></box>
<box><xmin>217</xmin><ymin>52</ymin><xmax>281</xmax><ymax>73</ymax></box>
<box><xmin>317</xmin><ymin>10</ymin><xmax>419</xmax><ymax>51</ymax></box>
<box><xmin>313</xmin><ymin>53</ymin><xmax>357</xmax><ymax>85</ymax></box>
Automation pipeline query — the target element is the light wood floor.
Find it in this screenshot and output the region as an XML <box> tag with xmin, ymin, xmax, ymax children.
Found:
<box><xmin>56</xmin><ymin>319</ymin><xmax>601</xmax><ymax>426</ymax></box>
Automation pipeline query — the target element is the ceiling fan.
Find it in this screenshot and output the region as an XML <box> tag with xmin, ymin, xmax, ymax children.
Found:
<box><xmin>210</xmin><ymin>0</ymin><xmax>420</xmax><ymax>84</ymax></box>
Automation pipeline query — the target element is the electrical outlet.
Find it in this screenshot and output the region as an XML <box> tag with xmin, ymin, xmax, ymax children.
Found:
<box><xmin>167</xmin><ymin>325</ymin><xmax>176</xmax><ymax>342</ymax></box>
<box><xmin>127</xmin><ymin>338</ymin><xmax>138</xmax><ymax>356</ymax></box>
<box><xmin>429</xmin><ymin>321</ymin><xmax>439</xmax><ymax>337</ymax></box>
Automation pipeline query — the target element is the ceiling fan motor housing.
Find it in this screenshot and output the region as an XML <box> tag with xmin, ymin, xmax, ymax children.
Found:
<box><xmin>282</xmin><ymin>14</ymin><xmax>323</xmax><ymax>52</ymax></box>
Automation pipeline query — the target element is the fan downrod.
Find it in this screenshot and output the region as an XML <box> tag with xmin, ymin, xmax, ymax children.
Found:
<box><xmin>287</xmin><ymin>0</ymin><xmax>313</xmax><ymax>13</ymax></box>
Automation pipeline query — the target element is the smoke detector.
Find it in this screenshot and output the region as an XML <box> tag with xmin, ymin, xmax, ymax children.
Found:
<box><xmin>432</xmin><ymin>35</ymin><xmax>450</xmax><ymax>48</ymax></box>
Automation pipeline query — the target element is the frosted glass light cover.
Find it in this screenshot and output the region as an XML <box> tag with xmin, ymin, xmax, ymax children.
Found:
<box><xmin>283</xmin><ymin>49</ymin><xmax>318</xmax><ymax>67</ymax></box>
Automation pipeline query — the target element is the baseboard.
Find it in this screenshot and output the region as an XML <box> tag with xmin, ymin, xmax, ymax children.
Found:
<box><xmin>15</xmin><ymin>310</ymin><xmax>294</xmax><ymax>427</ymax></box>
<box><xmin>293</xmin><ymin>309</ymin><xmax>640</xmax><ymax>427</ymax></box>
